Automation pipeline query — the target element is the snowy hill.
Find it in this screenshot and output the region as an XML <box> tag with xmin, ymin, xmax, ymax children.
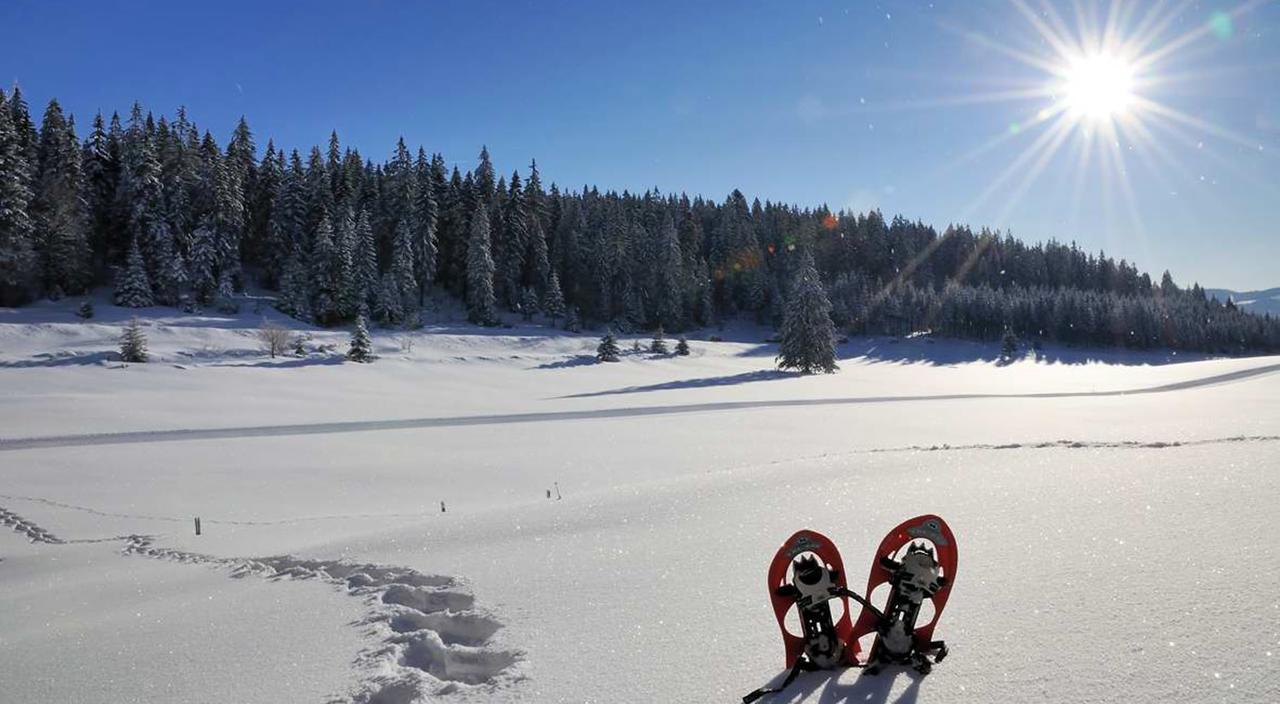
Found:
<box><xmin>2</xmin><ymin>295</ymin><xmax>1279</xmax><ymax>703</ymax></box>
<box><xmin>1205</xmin><ymin>286</ymin><xmax>1280</xmax><ymax>316</ymax></box>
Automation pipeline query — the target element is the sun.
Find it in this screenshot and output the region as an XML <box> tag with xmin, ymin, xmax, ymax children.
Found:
<box><xmin>1062</xmin><ymin>52</ymin><xmax>1135</xmax><ymax>121</ymax></box>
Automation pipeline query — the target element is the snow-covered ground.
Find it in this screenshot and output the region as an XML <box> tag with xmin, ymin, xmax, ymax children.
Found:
<box><xmin>2</xmin><ymin>294</ymin><xmax>1278</xmax><ymax>703</ymax></box>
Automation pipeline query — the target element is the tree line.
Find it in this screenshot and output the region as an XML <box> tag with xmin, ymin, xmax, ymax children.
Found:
<box><xmin>1</xmin><ymin>86</ymin><xmax>1276</xmax><ymax>354</ymax></box>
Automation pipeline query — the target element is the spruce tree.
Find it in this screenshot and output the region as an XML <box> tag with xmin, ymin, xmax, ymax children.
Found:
<box><xmin>519</xmin><ymin>286</ymin><xmax>539</xmax><ymax>322</ymax></box>
<box><xmin>114</xmin><ymin>237</ymin><xmax>154</xmax><ymax>307</ymax></box>
<box><xmin>650</xmin><ymin>325</ymin><xmax>668</xmax><ymax>354</ymax></box>
<box><xmin>1000</xmin><ymin>327</ymin><xmax>1019</xmax><ymax>363</ymax></box>
<box><xmin>675</xmin><ymin>336</ymin><xmax>690</xmax><ymax>356</ymax></box>
<box><xmin>542</xmin><ymin>271</ymin><xmax>567</xmax><ymax>325</ymax></box>
<box><xmin>119</xmin><ymin>317</ymin><xmax>148</xmax><ymax>362</ymax></box>
<box><xmin>346</xmin><ymin>314</ymin><xmax>373</xmax><ymax>362</ymax></box>
<box><xmin>0</xmin><ymin>89</ymin><xmax>37</xmax><ymax>304</ymax></box>
<box><xmin>596</xmin><ymin>329</ymin><xmax>621</xmax><ymax>362</ymax></box>
<box><xmin>413</xmin><ymin>147</ymin><xmax>438</xmax><ymax>305</ymax></box>
<box><xmin>32</xmin><ymin>99</ymin><xmax>91</xmax><ymax>296</ymax></box>
<box><xmin>466</xmin><ymin>201</ymin><xmax>496</xmax><ymax>325</ymax></box>
<box><xmin>353</xmin><ymin>208</ymin><xmax>378</xmax><ymax>314</ymax></box>
<box><xmin>777</xmin><ymin>251</ymin><xmax>838</xmax><ymax>374</ymax></box>
<box><xmin>309</xmin><ymin>215</ymin><xmax>340</xmax><ymax>325</ymax></box>
<box><xmin>391</xmin><ymin>216</ymin><xmax>418</xmax><ymax>321</ymax></box>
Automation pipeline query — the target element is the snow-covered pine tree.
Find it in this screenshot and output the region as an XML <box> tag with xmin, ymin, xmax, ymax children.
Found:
<box><xmin>466</xmin><ymin>200</ymin><xmax>496</xmax><ymax>325</ymax></box>
<box><xmin>275</xmin><ymin>246</ymin><xmax>311</xmax><ymax>320</ymax></box>
<box><xmin>346</xmin><ymin>314</ymin><xmax>373</xmax><ymax>363</ymax></box>
<box><xmin>0</xmin><ymin>89</ymin><xmax>37</xmax><ymax>305</ymax></box>
<box><xmin>32</xmin><ymin>99</ymin><xmax>91</xmax><ymax>297</ymax></box>
<box><xmin>500</xmin><ymin>171</ymin><xmax>528</xmax><ymax>309</ymax></box>
<box><xmin>309</xmin><ymin>214</ymin><xmax>340</xmax><ymax>325</ymax></box>
<box><xmin>119</xmin><ymin>317</ymin><xmax>148</xmax><ymax>362</ymax></box>
<box><xmin>650</xmin><ymin>325</ymin><xmax>668</xmax><ymax>354</ymax></box>
<box><xmin>1000</xmin><ymin>327</ymin><xmax>1019</xmax><ymax>363</ymax></box>
<box><xmin>353</xmin><ymin>208</ymin><xmax>378</xmax><ymax>314</ymax></box>
<box><xmin>596</xmin><ymin>329</ymin><xmax>621</xmax><ymax>362</ymax></box>
<box><xmin>413</xmin><ymin>147</ymin><xmax>438</xmax><ymax>305</ymax></box>
<box><xmin>564</xmin><ymin>306</ymin><xmax>582</xmax><ymax>333</ymax></box>
<box><xmin>675</xmin><ymin>336</ymin><xmax>690</xmax><ymax>356</ymax></box>
<box><xmin>654</xmin><ymin>211</ymin><xmax>684</xmax><ymax>330</ymax></box>
<box><xmin>334</xmin><ymin>206</ymin><xmax>359</xmax><ymax>320</ymax></box>
<box><xmin>81</xmin><ymin>112</ymin><xmax>118</xmax><ymax>273</ymax></box>
<box><xmin>375</xmin><ymin>272</ymin><xmax>404</xmax><ymax>327</ymax></box>
<box><xmin>777</xmin><ymin>250</ymin><xmax>838</xmax><ymax>374</ymax></box>
<box><xmin>188</xmin><ymin>219</ymin><xmax>218</xmax><ymax>304</ymax></box>
<box><xmin>519</xmin><ymin>286</ymin><xmax>539</xmax><ymax>322</ymax></box>
<box><xmin>114</xmin><ymin>237</ymin><xmax>154</xmax><ymax>307</ymax></box>
<box><xmin>542</xmin><ymin>271</ymin><xmax>566</xmax><ymax>326</ymax></box>
<box><xmin>391</xmin><ymin>216</ymin><xmax>418</xmax><ymax>321</ymax></box>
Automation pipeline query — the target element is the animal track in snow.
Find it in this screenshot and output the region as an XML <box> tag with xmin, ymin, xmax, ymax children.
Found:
<box><xmin>0</xmin><ymin>505</ymin><xmax>64</xmax><ymax>544</ymax></box>
<box><xmin>122</xmin><ymin>536</ymin><xmax>524</xmax><ymax>702</ymax></box>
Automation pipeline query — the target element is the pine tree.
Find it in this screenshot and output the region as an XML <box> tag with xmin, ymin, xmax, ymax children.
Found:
<box><xmin>777</xmin><ymin>251</ymin><xmax>837</xmax><ymax>374</ymax></box>
<box><xmin>0</xmin><ymin>89</ymin><xmax>37</xmax><ymax>304</ymax></box>
<box><xmin>353</xmin><ymin>208</ymin><xmax>378</xmax><ymax>314</ymax></box>
<box><xmin>675</xmin><ymin>336</ymin><xmax>690</xmax><ymax>356</ymax></box>
<box><xmin>519</xmin><ymin>286</ymin><xmax>539</xmax><ymax>321</ymax></box>
<box><xmin>1000</xmin><ymin>327</ymin><xmax>1019</xmax><ymax>363</ymax></box>
<box><xmin>119</xmin><ymin>317</ymin><xmax>148</xmax><ymax>362</ymax></box>
<box><xmin>466</xmin><ymin>201</ymin><xmax>496</xmax><ymax>325</ymax></box>
<box><xmin>413</xmin><ymin>147</ymin><xmax>438</xmax><ymax>305</ymax></box>
<box><xmin>346</xmin><ymin>314</ymin><xmax>373</xmax><ymax>362</ymax></box>
<box><xmin>307</xmin><ymin>214</ymin><xmax>342</xmax><ymax>324</ymax></box>
<box><xmin>188</xmin><ymin>219</ymin><xmax>218</xmax><ymax>304</ymax></box>
<box><xmin>32</xmin><ymin>99</ymin><xmax>91</xmax><ymax>296</ymax></box>
<box><xmin>542</xmin><ymin>271</ymin><xmax>567</xmax><ymax>325</ymax></box>
<box><xmin>596</xmin><ymin>329</ymin><xmax>621</xmax><ymax>362</ymax></box>
<box><xmin>77</xmin><ymin>300</ymin><xmax>95</xmax><ymax>319</ymax></box>
<box><xmin>390</xmin><ymin>216</ymin><xmax>417</xmax><ymax>321</ymax></box>
<box><xmin>114</xmin><ymin>237</ymin><xmax>154</xmax><ymax>307</ymax></box>
<box><xmin>650</xmin><ymin>325</ymin><xmax>668</xmax><ymax>354</ymax></box>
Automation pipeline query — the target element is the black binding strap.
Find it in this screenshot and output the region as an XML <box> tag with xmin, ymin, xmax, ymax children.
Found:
<box><xmin>742</xmin><ymin>658</ymin><xmax>818</xmax><ymax>703</ymax></box>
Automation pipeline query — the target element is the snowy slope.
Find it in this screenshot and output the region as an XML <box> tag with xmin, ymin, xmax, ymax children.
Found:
<box><xmin>2</xmin><ymin>295</ymin><xmax>1278</xmax><ymax>703</ymax></box>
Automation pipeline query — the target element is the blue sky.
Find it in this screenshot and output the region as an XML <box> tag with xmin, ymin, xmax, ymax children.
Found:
<box><xmin>3</xmin><ymin>0</ymin><xmax>1277</xmax><ymax>289</ymax></box>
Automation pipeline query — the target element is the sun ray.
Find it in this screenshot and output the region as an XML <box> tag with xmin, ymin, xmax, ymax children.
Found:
<box><xmin>1133</xmin><ymin>0</ymin><xmax>1269</xmax><ymax>72</ymax></box>
<box><xmin>1133</xmin><ymin>95</ymin><xmax>1271</xmax><ymax>155</ymax></box>
<box><xmin>959</xmin><ymin>107</ymin><xmax>1074</xmax><ymax>223</ymax></box>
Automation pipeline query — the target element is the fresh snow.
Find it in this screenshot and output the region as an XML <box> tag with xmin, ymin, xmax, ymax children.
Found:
<box><xmin>2</xmin><ymin>294</ymin><xmax>1278</xmax><ymax>703</ymax></box>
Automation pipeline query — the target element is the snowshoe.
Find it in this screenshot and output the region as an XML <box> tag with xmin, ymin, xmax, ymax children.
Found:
<box><xmin>743</xmin><ymin>529</ymin><xmax>859</xmax><ymax>702</ymax></box>
<box><xmin>851</xmin><ymin>515</ymin><xmax>957</xmax><ymax>673</ymax></box>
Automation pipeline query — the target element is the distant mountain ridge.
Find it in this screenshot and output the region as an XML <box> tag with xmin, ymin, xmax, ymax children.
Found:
<box><xmin>1205</xmin><ymin>287</ymin><xmax>1280</xmax><ymax>317</ymax></box>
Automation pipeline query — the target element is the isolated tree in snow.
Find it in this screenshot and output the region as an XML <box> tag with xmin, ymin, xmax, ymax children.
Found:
<box><xmin>466</xmin><ymin>201</ymin><xmax>496</xmax><ymax>325</ymax></box>
<box><xmin>119</xmin><ymin>317</ymin><xmax>148</xmax><ymax>362</ymax></box>
<box><xmin>776</xmin><ymin>251</ymin><xmax>837</xmax><ymax>374</ymax></box>
<box><xmin>257</xmin><ymin>319</ymin><xmax>291</xmax><ymax>358</ymax></box>
<box><xmin>597</xmin><ymin>329</ymin><xmax>621</xmax><ymax>362</ymax></box>
<box><xmin>114</xmin><ymin>237</ymin><xmax>154</xmax><ymax>307</ymax></box>
<box><xmin>347</xmin><ymin>314</ymin><xmax>373</xmax><ymax>362</ymax></box>
<box><xmin>650</xmin><ymin>325</ymin><xmax>668</xmax><ymax>354</ymax></box>
<box><xmin>675</xmin><ymin>336</ymin><xmax>690</xmax><ymax>356</ymax></box>
<box><xmin>76</xmin><ymin>300</ymin><xmax>94</xmax><ymax>319</ymax></box>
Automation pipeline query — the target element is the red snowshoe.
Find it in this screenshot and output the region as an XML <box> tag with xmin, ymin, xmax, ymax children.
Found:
<box><xmin>744</xmin><ymin>529</ymin><xmax>859</xmax><ymax>702</ymax></box>
<box><xmin>850</xmin><ymin>514</ymin><xmax>958</xmax><ymax>674</ymax></box>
